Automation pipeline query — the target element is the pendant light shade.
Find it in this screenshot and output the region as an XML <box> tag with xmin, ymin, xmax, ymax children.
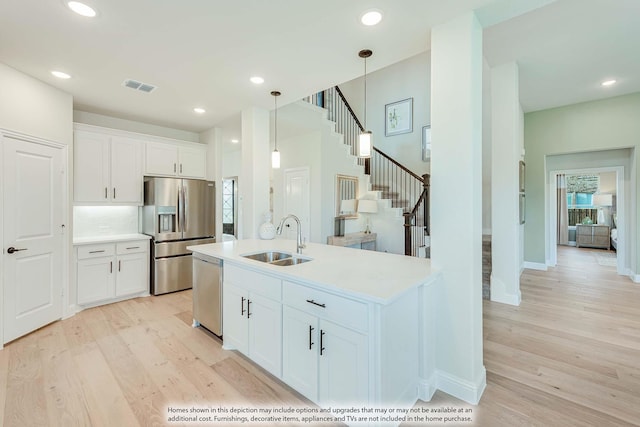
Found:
<box><xmin>271</xmin><ymin>90</ymin><xmax>281</xmax><ymax>169</ymax></box>
<box><xmin>358</xmin><ymin>49</ymin><xmax>373</xmax><ymax>159</ymax></box>
<box><xmin>271</xmin><ymin>149</ymin><xmax>280</xmax><ymax>169</ymax></box>
<box><xmin>359</xmin><ymin>131</ymin><xmax>372</xmax><ymax>157</ymax></box>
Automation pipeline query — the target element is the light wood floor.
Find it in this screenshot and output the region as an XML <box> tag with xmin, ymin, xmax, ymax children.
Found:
<box><xmin>1</xmin><ymin>245</ymin><xmax>639</xmax><ymax>426</ymax></box>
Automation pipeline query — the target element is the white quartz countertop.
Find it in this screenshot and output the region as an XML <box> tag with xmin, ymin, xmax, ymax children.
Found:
<box><xmin>73</xmin><ymin>233</ymin><xmax>151</xmax><ymax>245</ymax></box>
<box><xmin>188</xmin><ymin>239</ymin><xmax>439</xmax><ymax>304</ymax></box>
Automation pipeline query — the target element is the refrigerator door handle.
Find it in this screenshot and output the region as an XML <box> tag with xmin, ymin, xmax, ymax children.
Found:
<box><xmin>176</xmin><ymin>184</ymin><xmax>181</xmax><ymax>233</ymax></box>
<box><xmin>181</xmin><ymin>184</ymin><xmax>187</xmax><ymax>233</ymax></box>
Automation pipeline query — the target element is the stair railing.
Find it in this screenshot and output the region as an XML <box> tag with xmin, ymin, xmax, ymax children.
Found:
<box><xmin>303</xmin><ymin>86</ymin><xmax>430</xmax><ymax>257</ymax></box>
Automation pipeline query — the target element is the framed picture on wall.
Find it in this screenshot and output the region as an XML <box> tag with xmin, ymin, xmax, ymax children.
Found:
<box><xmin>385</xmin><ymin>98</ymin><xmax>413</xmax><ymax>136</ymax></box>
<box><xmin>421</xmin><ymin>125</ymin><xmax>431</xmax><ymax>162</ymax></box>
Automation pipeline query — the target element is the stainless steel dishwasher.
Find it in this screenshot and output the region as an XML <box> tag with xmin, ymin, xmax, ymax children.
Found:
<box><xmin>192</xmin><ymin>253</ymin><xmax>222</xmax><ymax>337</ymax></box>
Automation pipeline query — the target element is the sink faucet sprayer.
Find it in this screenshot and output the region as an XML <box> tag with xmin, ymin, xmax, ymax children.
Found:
<box><xmin>276</xmin><ymin>214</ymin><xmax>306</xmax><ymax>254</ymax></box>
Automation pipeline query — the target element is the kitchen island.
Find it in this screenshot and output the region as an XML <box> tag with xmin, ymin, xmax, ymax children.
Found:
<box><xmin>188</xmin><ymin>239</ymin><xmax>442</xmax><ymax>422</ymax></box>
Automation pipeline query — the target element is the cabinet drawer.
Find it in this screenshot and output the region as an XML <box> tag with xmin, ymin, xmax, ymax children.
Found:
<box><xmin>225</xmin><ymin>264</ymin><xmax>281</xmax><ymax>301</ymax></box>
<box><xmin>593</xmin><ymin>226</ymin><xmax>609</xmax><ymax>237</ymax></box>
<box><xmin>116</xmin><ymin>240</ymin><xmax>148</xmax><ymax>255</ymax></box>
<box><xmin>283</xmin><ymin>281</ymin><xmax>368</xmax><ymax>332</ymax></box>
<box><xmin>77</xmin><ymin>244</ymin><xmax>115</xmax><ymax>260</ymax></box>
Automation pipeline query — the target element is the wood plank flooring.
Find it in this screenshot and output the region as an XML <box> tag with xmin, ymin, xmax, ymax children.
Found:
<box><xmin>1</xmin><ymin>245</ymin><xmax>639</xmax><ymax>426</ymax></box>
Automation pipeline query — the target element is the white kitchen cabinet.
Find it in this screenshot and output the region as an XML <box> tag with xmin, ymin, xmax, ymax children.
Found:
<box><xmin>282</xmin><ymin>284</ymin><xmax>368</xmax><ymax>406</ymax></box>
<box><xmin>74</xmin><ymin>130</ymin><xmax>142</xmax><ymax>204</ymax></box>
<box><xmin>144</xmin><ymin>141</ymin><xmax>206</xmax><ymax>179</ymax></box>
<box><xmin>76</xmin><ymin>240</ymin><xmax>149</xmax><ymax>306</ymax></box>
<box><xmin>222</xmin><ymin>264</ymin><xmax>282</xmax><ymax>377</ymax></box>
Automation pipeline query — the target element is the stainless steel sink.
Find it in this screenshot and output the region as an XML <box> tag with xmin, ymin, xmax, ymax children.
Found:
<box><xmin>241</xmin><ymin>250</ymin><xmax>311</xmax><ymax>266</ymax></box>
<box><xmin>242</xmin><ymin>251</ymin><xmax>291</xmax><ymax>263</ymax></box>
<box><xmin>270</xmin><ymin>257</ymin><xmax>312</xmax><ymax>266</ymax></box>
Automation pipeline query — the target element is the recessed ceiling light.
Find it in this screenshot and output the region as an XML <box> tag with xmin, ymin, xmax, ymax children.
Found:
<box><xmin>361</xmin><ymin>10</ymin><xmax>383</xmax><ymax>26</ymax></box>
<box><xmin>51</xmin><ymin>70</ymin><xmax>71</xmax><ymax>79</ymax></box>
<box><xmin>67</xmin><ymin>1</ymin><xmax>97</xmax><ymax>17</ymax></box>
<box><xmin>193</xmin><ymin>107</ymin><xmax>206</xmax><ymax>114</ymax></box>
<box><xmin>250</xmin><ymin>76</ymin><xmax>264</xmax><ymax>85</ymax></box>
<box><xmin>231</xmin><ymin>139</ymin><xmax>239</xmax><ymax>144</ymax></box>
<box><xmin>601</xmin><ymin>79</ymin><xmax>617</xmax><ymax>87</ymax></box>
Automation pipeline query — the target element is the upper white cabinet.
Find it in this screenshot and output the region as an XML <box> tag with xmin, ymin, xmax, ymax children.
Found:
<box><xmin>145</xmin><ymin>142</ymin><xmax>206</xmax><ymax>179</ymax></box>
<box><xmin>74</xmin><ymin>129</ymin><xmax>142</xmax><ymax>204</ymax></box>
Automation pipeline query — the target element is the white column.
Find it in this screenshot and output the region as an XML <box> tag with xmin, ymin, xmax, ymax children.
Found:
<box><xmin>490</xmin><ymin>62</ymin><xmax>523</xmax><ymax>305</ymax></box>
<box><xmin>430</xmin><ymin>12</ymin><xmax>485</xmax><ymax>404</ymax></box>
<box><xmin>241</xmin><ymin>107</ymin><xmax>270</xmax><ymax>239</ymax></box>
<box><xmin>200</xmin><ymin>126</ymin><xmax>224</xmax><ymax>242</ymax></box>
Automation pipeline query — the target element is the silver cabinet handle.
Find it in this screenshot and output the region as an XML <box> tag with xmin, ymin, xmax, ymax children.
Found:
<box><xmin>125</xmin><ymin>246</ymin><xmax>140</xmax><ymax>250</ymax></box>
<box><xmin>306</xmin><ymin>299</ymin><xmax>326</xmax><ymax>308</ymax></box>
<box><xmin>89</xmin><ymin>250</ymin><xmax>105</xmax><ymax>254</ymax></box>
<box><xmin>180</xmin><ymin>164</ymin><xmax>183</xmax><ymax>174</ymax></box>
<box><xmin>113</xmin><ymin>188</ymin><xmax>116</xmax><ymax>199</ymax></box>
<box><xmin>110</xmin><ymin>261</ymin><xmax>113</xmax><ymax>273</ymax></box>
<box><xmin>105</xmin><ymin>187</ymin><xmax>108</xmax><ymax>199</ymax></box>
<box><xmin>174</xmin><ymin>163</ymin><xmax>177</xmax><ymax>173</ymax></box>
<box><xmin>118</xmin><ymin>260</ymin><xmax>121</xmax><ymax>272</ymax></box>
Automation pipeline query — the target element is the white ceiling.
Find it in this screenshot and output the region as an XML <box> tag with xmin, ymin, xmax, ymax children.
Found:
<box><xmin>1</xmin><ymin>0</ymin><xmax>639</xmax><ymax>135</ymax></box>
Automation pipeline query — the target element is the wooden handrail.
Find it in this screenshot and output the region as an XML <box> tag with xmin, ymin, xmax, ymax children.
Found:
<box><xmin>334</xmin><ymin>86</ymin><xmax>365</xmax><ymax>132</ymax></box>
<box><xmin>373</xmin><ymin>147</ymin><xmax>425</xmax><ymax>183</ymax></box>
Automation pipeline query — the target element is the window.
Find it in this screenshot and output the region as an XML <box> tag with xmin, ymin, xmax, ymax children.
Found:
<box><xmin>567</xmin><ymin>192</ymin><xmax>593</xmax><ymax>208</ymax></box>
<box><xmin>222</xmin><ymin>178</ymin><xmax>236</xmax><ymax>236</ymax></box>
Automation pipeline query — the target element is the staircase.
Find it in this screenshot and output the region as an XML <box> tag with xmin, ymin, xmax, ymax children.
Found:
<box><xmin>304</xmin><ymin>86</ymin><xmax>430</xmax><ymax>257</ymax></box>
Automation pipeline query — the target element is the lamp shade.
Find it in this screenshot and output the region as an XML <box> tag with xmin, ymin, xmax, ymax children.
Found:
<box><xmin>340</xmin><ymin>199</ymin><xmax>356</xmax><ymax>215</ymax></box>
<box><xmin>357</xmin><ymin>199</ymin><xmax>378</xmax><ymax>214</ymax></box>
<box><xmin>593</xmin><ymin>194</ymin><xmax>612</xmax><ymax>207</ymax></box>
<box><xmin>271</xmin><ymin>150</ymin><xmax>280</xmax><ymax>169</ymax></box>
<box><xmin>359</xmin><ymin>131</ymin><xmax>372</xmax><ymax>158</ymax></box>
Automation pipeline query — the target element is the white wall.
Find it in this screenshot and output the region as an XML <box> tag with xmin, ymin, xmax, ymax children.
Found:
<box><xmin>73</xmin><ymin>206</ymin><xmax>139</xmax><ymax>238</ymax></box>
<box><xmin>339</xmin><ymin>52</ymin><xmax>431</xmax><ymax>176</ymax></box>
<box><xmin>0</xmin><ymin>62</ymin><xmax>73</xmax><ymax>143</ymax></box>
<box><xmin>74</xmin><ymin>110</ymin><xmax>199</xmax><ymax>143</ymax></box>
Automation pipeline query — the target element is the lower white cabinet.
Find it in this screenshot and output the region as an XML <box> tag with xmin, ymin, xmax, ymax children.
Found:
<box><xmin>282</xmin><ymin>290</ymin><xmax>369</xmax><ymax>406</ymax></box>
<box><xmin>76</xmin><ymin>240</ymin><xmax>149</xmax><ymax>306</ymax></box>
<box><xmin>222</xmin><ymin>265</ymin><xmax>282</xmax><ymax>377</ymax></box>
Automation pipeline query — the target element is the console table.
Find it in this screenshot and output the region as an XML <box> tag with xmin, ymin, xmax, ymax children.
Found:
<box><xmin>327</xmin><ymin>232</ymin><xmax>377</xmax><ymax>251</ymax></box>
<box><xmin>576</xmin><ymin>224</ymin><xmax>610</xmax><ymax>249</ymax></box>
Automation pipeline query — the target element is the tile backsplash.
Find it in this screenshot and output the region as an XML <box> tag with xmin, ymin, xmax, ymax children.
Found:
<box><xmin>73</xmin><ymin>206</ymin><xmax>139</xmax><ymax>238</ymax></box>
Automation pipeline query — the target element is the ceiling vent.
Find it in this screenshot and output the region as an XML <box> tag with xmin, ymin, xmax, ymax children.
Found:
<box><xmin>122</xmin><ymin>79</ymin><xmax>157</xmax><ymax>93</ymax></box>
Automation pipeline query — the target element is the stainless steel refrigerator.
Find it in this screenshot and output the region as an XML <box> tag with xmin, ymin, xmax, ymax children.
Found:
<box><xmin>142</xmin><ymin>177</ymin><xmax>215</xmax><ymax>295</ymax></box>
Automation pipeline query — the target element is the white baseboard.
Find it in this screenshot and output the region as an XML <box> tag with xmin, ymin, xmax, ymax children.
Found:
<box><xmin>626</xmin><ymin>269</ymin><xmax>640</xmax><ymax>283</ymax></box>
<box><xmin>418</xmin><ymin>373</ymin><xmax>437</xmax><ymax>402</ymax></box>
<box><xmin>490</xmin><ymin>274</ymin><xmax>522</xmax><ymax>306</ymax></box>
<box><xmin>435</xmin><ymin>368</ymin><xmax>486</xmax><ymax>405</ymax></box>
<box><xmin>523</xmin><ymin>261</ymin><xmax>548</xmax><ymax>271</ymax></box>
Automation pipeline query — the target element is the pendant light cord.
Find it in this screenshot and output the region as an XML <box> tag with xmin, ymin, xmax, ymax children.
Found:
<box><xmin>274</xmin><ymin>95</ymin><xmax>278</xmax><ymax>151</ymax></box>
<box><xmin>364</xmin><ymin>56</ymin><xmax>367</xmax><ymax>130</ymax></box>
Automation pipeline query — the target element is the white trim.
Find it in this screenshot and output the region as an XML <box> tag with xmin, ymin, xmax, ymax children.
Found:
<box><xmin>1</xmin><ymin>127</ymin><xmax>67</xmax><ymax>149</ymax></box>
<box><xmin>435</xmin><ymin>368</ymin><xmax>486</xmax><ymax>405</ymax></box>
<box><xmin>418</xmin><ymin>373</ymin><xmax>437</xmax><ymax>402</ymax></box>
<box><xmin>523</xmin><ymin>261</ymin><xmax>548</xmax><ymax>271</ymax></box>
<box><xmin>490</xmin><ymin>274</ymin><xmax>522</xmax><ymax>306</ymax></box>
<box><xmin>626</xmin><ymin>269</ymin><xmax>640</xmax><ymax>283</ymax></box>
<box><xmin>547</xmin><ymin>165</ymin><xmax>626</xmax><ymax>275</ymax></box>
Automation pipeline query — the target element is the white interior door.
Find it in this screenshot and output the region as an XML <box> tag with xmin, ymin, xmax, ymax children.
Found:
<box><xmin>3</xmin><ymin>136</ymin><xmax>63</xmax><ymax>343</ymax></box>
<box><xmin>284</xmin><ymin>168</ymin><xmax>310</xmax><ymax>243</ymax></box>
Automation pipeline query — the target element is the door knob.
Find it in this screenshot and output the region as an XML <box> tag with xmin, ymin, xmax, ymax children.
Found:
<box><xmin>7</xmin><ymin>247</ymin><xmax>27</xmax><ymax>254</ymax></box>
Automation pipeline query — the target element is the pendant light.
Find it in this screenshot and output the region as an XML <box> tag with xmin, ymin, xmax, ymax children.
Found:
<box><xmin>271</xmin><ymin>90</ymin><xmax>281</xmax><ymax>169</ymax></box>
<box><xmin>358</xmin><ymin>49</ymin><xmax>373</xmax><ymax>158</ymax></box>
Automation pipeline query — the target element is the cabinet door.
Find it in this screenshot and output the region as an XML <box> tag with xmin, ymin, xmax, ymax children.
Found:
<box><xmin>178</xmin><ymin>146</ymin><xmax>206</xmax><ymax>178</ymax></box>
<box><xmin>318</xmin><ymin>320</ymin><xmax>368</xmax><ymax>407</ymax></box>
<box><xmin>145</xmin><ymin>142</ymin><xmax>178</xmax><ymax>176</ymax></box>
<box><xmin>248</xmin><ymin>293</ymin><xmax>282</xmax><ymax>378</ymax></box>
<box><xmin>115</xmin><ymin>253</ymin><xmax>148</xmax><ymax>297</ymax></box>
<box><xmin>77</xmin><ymin>257</ymin><xmax>114</xmax><ymax>304</ymax></box>
<box><xmin>110</xmin><ymin>137</ymin><xmax>142</xmax><ymax>204</ymax></box>
<box><xmin>283</xmin><ymin>306</ymin><xmax>318</xmax><ymax>401</ymax></box>
<box><xmin>74</xmin><ymin>131</ymin><xmax>110</xmax><ymax>202</ymax></box>
<box><xmin>222</xmin><ymin>283</ymin><xmax>249</xmax><ymax>354</ymax></box>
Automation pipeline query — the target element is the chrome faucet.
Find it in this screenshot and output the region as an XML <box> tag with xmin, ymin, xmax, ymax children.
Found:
<box><xmin>276</xmin><ymin>214</ymin><xmax>306</xmax><ymax>254</ymax></box>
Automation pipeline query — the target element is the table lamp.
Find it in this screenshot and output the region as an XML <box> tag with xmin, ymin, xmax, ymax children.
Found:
<box><xmin>357</xmin><ymin>199</ymin><xmax>378</xmax><ymax>234</ymax></box>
